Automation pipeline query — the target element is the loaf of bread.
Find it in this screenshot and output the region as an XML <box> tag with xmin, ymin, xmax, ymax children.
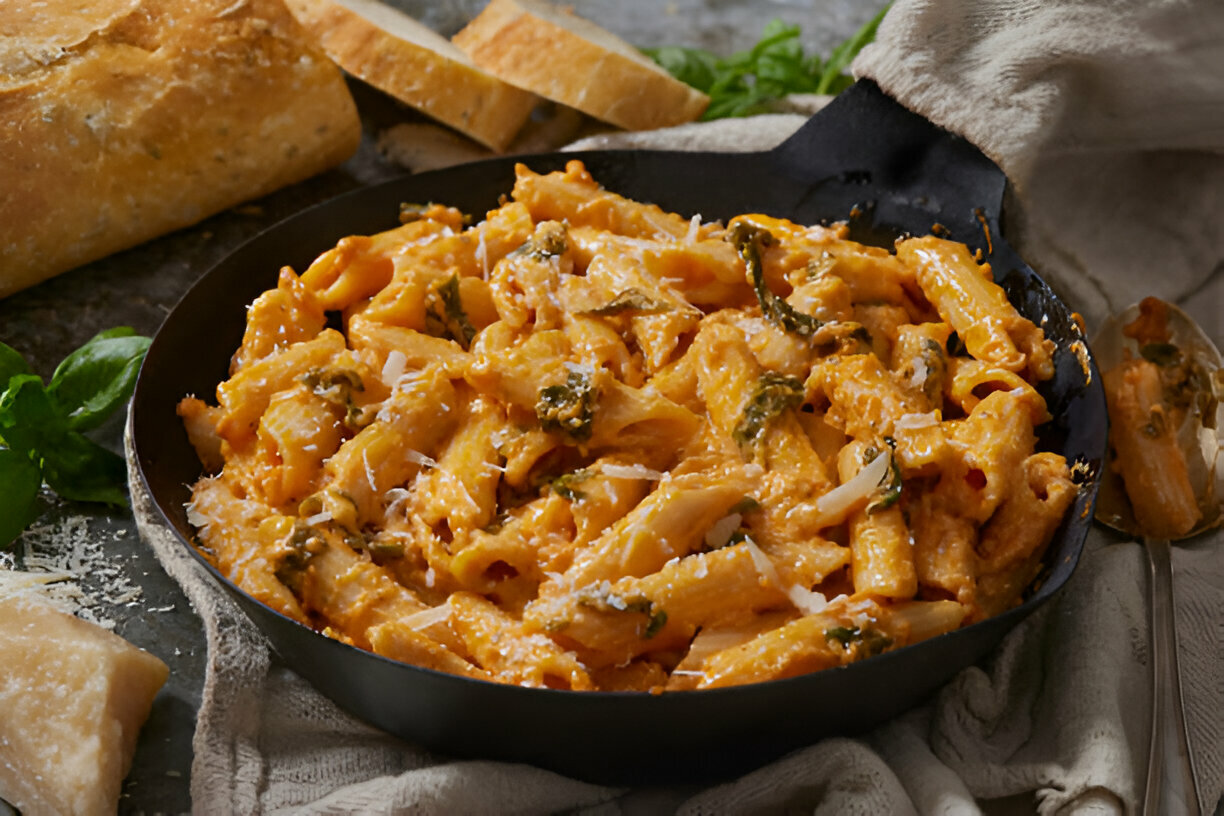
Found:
<box><xmin>285</xmin><ymin>0</ymin><xmax>539</xmax><ymax>152</ymax></box>
<box><xmin>0</xmin><ymin>0</ymin><xmax>361</xmax><ymax>299</ymax></box>
<box><xmin>453</xmin><ymin>0</ymin><xmax>709</xmax><ymax>131</ymax></box>
<box><xmin>0</xmin><ymin>596</ymin><xmax>170</xmax><ymax>816</ymax></box>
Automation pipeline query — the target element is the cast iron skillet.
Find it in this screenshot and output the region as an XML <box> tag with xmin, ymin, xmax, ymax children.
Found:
<box><xmin>133</xmin><ymin>80</ymin><xmax>1107</xmax><ymax>786</ymax></box>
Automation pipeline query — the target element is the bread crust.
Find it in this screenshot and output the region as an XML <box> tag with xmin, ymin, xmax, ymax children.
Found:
<box><xmin>0</xmin><ymin>0</ymin><xmax>361</xmax><ymax>299</ymax></box>
<box><xmin>285</xmin><ymin>0</ymin><xmax>538</xmax><ymax>152</ymax></box>
<box><xmin>453</xmin><ymin>0</ymin><xmax>709</xmax><ymax>132</ymax></box>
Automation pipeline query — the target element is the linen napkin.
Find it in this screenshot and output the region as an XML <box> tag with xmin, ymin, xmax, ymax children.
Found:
<box><xmin>127</xmin><ymin>0</ymin><xmax>1224</xmax><ymax>811</ymax></box>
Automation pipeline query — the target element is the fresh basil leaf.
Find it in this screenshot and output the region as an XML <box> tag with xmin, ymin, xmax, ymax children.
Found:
<box><xmin>0</xmin><ymin>375</ymin><xmax>64</xmax><ymax>455</ymax></box>
<box><xmin>647</xmin><ymin>10</ymin><xmax>890</xmax><ymax>120</ymax></box>
<box><xmin>47</xmin><ymin>328</ymin><xmax>150</xmax><ymax>432</ymax></box>
<box><xmin>0</xmin><ymin>341</ymin><xmax>31</xmax><ymax>386</ymax></box>
<box><xmin>0</xmin><ymin>447</ymin><xmax>42</xmax><ymax>549</ymax></box>
<box><xmin>816</xmin><ymin>4</ymin><xmax>891</xmax><ymax>94</ymax></box>
<box><xmin>640</xmin><ymin>46</ymin><xmax>719</xmax><ymax>93</ymax></box>
<box><xmin>40</xmin><ymin>430</ymin><xmax>129</xmax><ymax>506</ymax></box>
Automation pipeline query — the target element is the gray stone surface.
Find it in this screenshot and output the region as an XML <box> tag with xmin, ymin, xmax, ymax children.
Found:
<box><xmin>0</xmin><ymin>1</ymin><xmax>886</xmax><ymax>811</ymax></box>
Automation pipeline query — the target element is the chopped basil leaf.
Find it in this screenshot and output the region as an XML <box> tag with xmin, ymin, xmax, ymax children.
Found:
<box><xmin>424</xmin><ymin>274</ymin><xmax>477</xmax><ymax>351</ymax></box>
<box><xmin>536</xmin><ymin>368</ymin><xmax>597</xmax><ymax>441</ymax></box>
<box><xmin>551</xmin><ymin>468</ymin><xmax>594</xmax><ymax>501</ymax></box>
<box><xmin>730</xmin><ymin>221</ymin><xmax>823</xmax><ymax>337</ymax></box>
<box><xmin>732</xmin><ymin>371</ymin><xmax>805</xmax><ymax>450</ymax></box>
<box><xmin>582</xmin><ymin>288</ymin><xmax>674</xmax><ymax>316</ymax></box>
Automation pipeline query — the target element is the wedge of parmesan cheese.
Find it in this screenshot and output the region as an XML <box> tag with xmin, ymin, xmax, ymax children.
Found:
<box><xmin>0</xmin><ymin>596</ymin><xmax>169</xmax><ymax>816</ymax></box>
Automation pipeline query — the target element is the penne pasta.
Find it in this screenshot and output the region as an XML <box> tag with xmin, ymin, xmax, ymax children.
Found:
<box><xmin>180</xmin><ymin>161</ymin><xmax>1075</xmax><ymax>691</ymax></box>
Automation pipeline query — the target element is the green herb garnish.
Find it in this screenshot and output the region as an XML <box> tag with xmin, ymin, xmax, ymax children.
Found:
<box><xmin>0</xmin><ymin>328</ymin><xmax>151</xmax><ymax>549</ymax></box>
<box><xmin>730</xmin><ymin>495</ymin><xmax>762</xmax><ymax>515</ymax></box>
<box><xmin>825</xmin><ymin>624</ymin><xmax>892</xmax><ymax>656</ymax></box>
<box><xmin>582</xmin><ymin>288</ymin><xmax>674</xmax><ymax>317</ymax></box>
<box><xmin>643</xmin><ymin>607</ymin><xmax>669</xmax><ymax>639</ymax></box>
<box><xmin>424</xmin><ymin>274</ymin><xmax>477</xmax><ymax>351</ymax></box>
<box><xmin>510</xmin><ymin>221</ymin><xmax>568</xmax><ymax>261</ymax></box>
<box><xmin>536</xmin><ymin>367</ymin><xmax>597</xmax><ymax>441</ymax></box>
<box><xmin>1140</xmin><ymin>342</ymin><xmax>1182</xmax><ymax>368</ymax></box>
<box><xmin>730</xmin><ymin>221</ymin><xmax>823</xmax><ymax>338</ymax></box>
<box><xmin>301</xmin><ymin>367</ymin><xmax>366</xmax><ymax>430</ymax></box>
<box><xmin>550</xmin><ymin>468</ymin><xmax>594</xmax><ymax>501</ymax></box>
<box><xmin>643</xmin><ymin>9</ymin><xmax>890</xmax><ymax>120</ymax></box>
<box><xmin>864</xmin><ymin>439</ymin><xmax>903</xmax><ymax>514</ymax></box>
<box><xmin>732</xmin><ymin>372</ymin><xmax>805</xmax><ymax>450</ymax></box>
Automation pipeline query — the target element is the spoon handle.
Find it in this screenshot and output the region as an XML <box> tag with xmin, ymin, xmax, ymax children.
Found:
<box><xmin>1144</xmin><ymin>537</ymin><xmax>1201</xmax><ymax>816</ymax></box>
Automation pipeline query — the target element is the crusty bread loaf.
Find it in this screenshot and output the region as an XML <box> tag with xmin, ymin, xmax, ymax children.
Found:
<box><xmin>0</xmin><ymin>0</ymin><xmax>361</xmax><ymax>299</ymax></box>
<box><xmin>453</xmin><ymin>0</ymin><xmax>709</xmax><ymax>131</ymax></box>
<box><xmin>0</xmin><ymin>596</ymin><xmax>169</xmax><ymax>816</ymax></box>
<box><xmin>285</xmin><ymin>0</ymin><xmax>539</xmax><ymax>152</ymax></box>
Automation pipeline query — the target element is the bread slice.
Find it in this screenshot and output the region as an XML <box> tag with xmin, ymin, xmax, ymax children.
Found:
<box><xmin>453</xmin><ymin>0</ymin><xmax>709</xmax><ymax>131</ymax></box>
<box><xmin>0</xmin><ymin>0</ymin><xmax>361</xmax><ymax>299</ymax></box>
<box><xmin>0</xmin><ymin>596</ymin><xmax>169</xmax><ymax>816</ymax></box>
<box><xmin>285</xmin><ymin>0</ymin><xmax>539</xmax><ymax>152</ymax></box>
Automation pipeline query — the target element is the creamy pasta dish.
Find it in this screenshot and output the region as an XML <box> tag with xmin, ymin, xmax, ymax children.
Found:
<box><xmin>179</xmin><ymin>161</ymin><xmax>1076</xmax><ymax>691</ymax></box>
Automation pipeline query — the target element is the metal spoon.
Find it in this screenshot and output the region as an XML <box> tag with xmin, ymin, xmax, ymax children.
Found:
<box><xmin>1092</xmin><ymin>298</ymin><xmax>1223</xmax><ymax>816</ymax></box>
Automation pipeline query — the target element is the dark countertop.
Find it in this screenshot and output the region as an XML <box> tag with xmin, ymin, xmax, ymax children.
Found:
<box><xmin>0</xmin><ymin>3</ymin><xmax>888</xmax><ymax>812</ymax></box>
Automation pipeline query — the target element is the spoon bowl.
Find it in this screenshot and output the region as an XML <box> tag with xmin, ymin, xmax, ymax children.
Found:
<box><xmin>1092</xmin><ymin>297</ymin><xmax>1223</xmax><ymax>816</ymax></box>
<box><xmin>1093</xmin><ymin>298</ymin><xmax>1224</xmax><ymax>539</ymax></box>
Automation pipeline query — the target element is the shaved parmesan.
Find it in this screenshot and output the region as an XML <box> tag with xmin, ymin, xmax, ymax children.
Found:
<box><xmin>786</xmin><ymin>584</ymin><xmax>828</xmax><ymax>615</ymax></box>
<box><xmin>404</xmin><ymin>449</ymin><xmax>439</xmax><ymax>469</ymax></box>
<box><xmin>741</xmin><ymin>538</ymin><xmax>828</xmax><ymax>615</ymax></box>
<box><xmin>380</xmin><ymin>350</ymin><xmax>407</xmax><ymax>388</ymax></box>
<box><xmin>895</xmin><ymin>412</ymin><xmax>939</xmax><ymax>430</ymax></box>
<box><xmin>185</xmin><ymin>502</ymin><xmax>211</xmax><ymax>529</ymax></box>
<box><xmin>909</xmin><ymin>355</ymin><xmax>929</xmax><ymax>390</ymax></box>
<box><xmin>685</xmin><ymin>214</ymin><xmax>702</xmax><ymax>243</ymax></box>
<box><xmin>361</xmin><ymin>449</ymin><xmax>378</xmax><ymax>494</ymax></box>
<box><xmin>703</xmin><ymin>513</ymin><xmax>742</xmax><ymax>550</ymax></box>
<box><xmin>600</xmin><ymin>463</ymin><xmax>664</xmax><ymax>481</ymax></box>
<box><xmin>402</xmin><ymin>604</ymin><xmax>451</xmax><ymax>631</ymax></box>
<box><xmin>812</xmin><ymin>450</ymin><xmax>892</xmax><ymax>527</ymax></box>
<box><xmin>384</xmin><ymin>487</ymin><xmax>411</xmax><ymax>515</ymax></box>
<box><xmin>741</xmin><ymin>536</ymin><xmax>782</xmax><ymax>588</ymax></box>
<box><xmin>304</xmin><ymin>511</ymin><xmax>332</xmax><ymax>526</ymax></box>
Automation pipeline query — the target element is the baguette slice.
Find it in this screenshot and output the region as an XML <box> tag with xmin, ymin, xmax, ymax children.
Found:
<box><xmin>453</xmin><ymin>0</ymin><xmax>709</xmax><ymax>131</ymax></box>
<box><xmin>0</xmin><ymin>0</ymin><xmax>361</xmax><ymax>300</ymax></box>
<box><xmin>285</xmin><ymin>0</ymin><xmax>538</xmax><ymax>152</ymax></box>
<box><xmin>0</xmin><ymin>596</ymin><xmax>170</xmax><ymax>816</ymax></box>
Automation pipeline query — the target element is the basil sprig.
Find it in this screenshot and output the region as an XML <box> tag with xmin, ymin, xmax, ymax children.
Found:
<box><xmin>643</xmin><ymin>7</ymin><xmax>890</xmax><ymax>120</ymax></box>
<box><xmin>0</xmin><ymin>327</ymin><xmax>150</xmax><ymax>548</ymax></box>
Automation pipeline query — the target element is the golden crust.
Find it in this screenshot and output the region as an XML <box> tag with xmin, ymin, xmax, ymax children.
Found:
<box><xmin>285</xmin><ymin>0</ymin><xmax>538</xmax><ymax>152</ymax></box>
<box><xmin>0</xmin><ymin>0</ymin><xmax>361</xmax><ymax>298</ymax></box>
<box><xmin>453</xmin><ymin>0</ymin><xmax>709</xmax><ymax>131</ymax></box>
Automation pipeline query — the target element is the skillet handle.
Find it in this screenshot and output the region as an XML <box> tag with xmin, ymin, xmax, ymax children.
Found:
<box><xmin>771</xmin><ymin>79</ymin><xmax>1008</xmax><ymax>233</ymax></box>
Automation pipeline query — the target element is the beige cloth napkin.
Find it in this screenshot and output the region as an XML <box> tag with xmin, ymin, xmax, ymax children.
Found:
<box><xmin>128</xmin><ymin>0</ymin><xmax>1224</xmax><ymax>812</ymax></box>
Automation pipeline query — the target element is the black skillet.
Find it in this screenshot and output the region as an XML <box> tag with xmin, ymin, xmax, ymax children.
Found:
<box><xmin>132</xmin><ymin>80</ymin><xmax>1108</xmax><ymax>786</ymax></box>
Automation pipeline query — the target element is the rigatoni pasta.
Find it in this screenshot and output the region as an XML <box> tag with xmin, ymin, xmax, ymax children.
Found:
<box><xmin>178</xmin><ymin>160</ymin><xmax>1077</xmax><ymax>691</ymax></box>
